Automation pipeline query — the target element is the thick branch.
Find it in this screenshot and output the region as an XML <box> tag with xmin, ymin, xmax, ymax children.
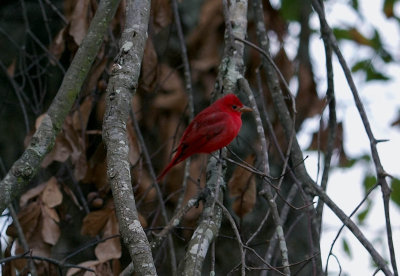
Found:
<box><xmin>102</xmin><ymin>0</ymin><xmax>156</xmax><ymax>275</ymax></box>
<box><xmin>181</xmin><ymin>157</ymin><xmax>224</xmax><ymax>276</ymax></box>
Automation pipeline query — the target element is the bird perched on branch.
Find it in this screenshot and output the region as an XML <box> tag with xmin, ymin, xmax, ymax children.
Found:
<box><xmin>157</xmin><ymin>93</ymin><xmax>252</xmax><ymax>181</ymax></box>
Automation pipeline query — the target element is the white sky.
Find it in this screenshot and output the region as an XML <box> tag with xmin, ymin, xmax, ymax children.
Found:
<box><xmin>296</xmin><ymin>0</ymin><xmax>400</xmax><ymax>275</ymax></box>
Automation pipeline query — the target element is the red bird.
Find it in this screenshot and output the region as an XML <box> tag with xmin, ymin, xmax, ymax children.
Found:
<box><xmin>157</xmin><ymin>93</ymin><xmax>252</xmax><ymax>181</ymax></box>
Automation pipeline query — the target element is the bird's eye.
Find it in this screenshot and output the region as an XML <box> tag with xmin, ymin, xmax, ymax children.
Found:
<box><xmin>232</xmin><ymin>105</ymin><xmax>237</xmax><ymax>110</ymax></box>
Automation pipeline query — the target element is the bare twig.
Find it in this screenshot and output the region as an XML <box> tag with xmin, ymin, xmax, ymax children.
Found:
<box><xmin>240</xmin><ymin>77</ymin><xmax>290</xmax><ymax>276</ymax></box>
<box><xmin>62</xmin><ymin>235</ymin><xmax>120</xmax><ymax>263</ymax></box>
<box><xmin>0</xmin><ymin>251</ymin><xmax>95</xmax><ymax>273</ymax></box>
<box><xmin>8</xmin><ymin>205</ymin><xmax>38</xmax><ymax>276</ymax></box>
<box><xmin>151</xmin><ymin>197</ymin><xmax>197</xmax><ymax>247</ymax></box>
<box><xmin>325</xmin><ymin>183</ymin><xmax>379</xmax><ymax>274</ymax></box>
<box><xmin>233</xmin><ymin>36</ymin><xmax>296</xmax><ymax>113</ymax></box>
<box><xmin>216</xmin><ymin>200</ymin><xmax>246</xmax><ymax>276</ymax></box>
<box><xmin>312</xmin><ymin>1</ymin><xmax>397</xmax><ymax>275</ymax></box>
<box><xmin>171</xmin><ymin>0</ymin><xmax>194</xmax><ymax>215</ymax></box>
<box><xmin>130</xmin><ymin>109</ymin><xmax>177</xmax><ymax>274</ymax></box>
<box><xmin>315</xmin><ymin>8</ymin><xmax>337</xmax><ymax>233</ymax></box>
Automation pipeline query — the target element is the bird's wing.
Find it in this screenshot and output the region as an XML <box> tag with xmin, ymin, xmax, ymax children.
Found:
<box><xmin>180</xmin><ymin>111</ymin><xmax>233</xmax><ymax>153</ymax></box>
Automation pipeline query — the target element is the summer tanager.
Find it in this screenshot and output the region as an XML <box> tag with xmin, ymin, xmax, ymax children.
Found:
<box><xmin>157</xmin><ymin>93</ymin><xmax>252</xmax><ymax>181</ymax></box>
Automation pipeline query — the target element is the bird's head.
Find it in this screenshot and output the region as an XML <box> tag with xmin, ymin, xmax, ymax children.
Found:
<box><xmin>218</xmin><ymin>94</ymin><xmax>252</xmax><ymax>114</ymax></box>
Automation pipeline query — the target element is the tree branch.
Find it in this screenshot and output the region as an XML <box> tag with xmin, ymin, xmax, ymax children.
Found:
<box><xmin>102</xmin><ymin>0</ymin><xmax>156</xmax><ymax>275</ymax></box>
<box><xmin>0</xmin><ymin>0</ymin><xmax>121</xmax><ymax>213</ymax></box>
<box><xmin>312</xmin><ymin>0</ymin><xmax>397</xmax><ymax>274</ymax></box>
<box><xmin>239</xmin><ymin>77</ymin><xmax>291</xmax><ymax>276</ymax></box>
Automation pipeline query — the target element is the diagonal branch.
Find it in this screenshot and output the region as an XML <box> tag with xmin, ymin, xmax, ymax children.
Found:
<box><xmin>0</xmin><ymin>0</ymin><xmax>122</xmax><ymax>214</ymax></box>
<box><xmin>312</xmin><ymin>1</ymin><xmax>397</xmax><ymax>275</ymax></box>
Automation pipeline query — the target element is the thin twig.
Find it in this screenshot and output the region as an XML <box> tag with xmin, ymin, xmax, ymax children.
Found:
<box><xmin>171</xmin><ymin>0</ymin><xmax>194</xmax><ymax>216</ymax></box>
<box><xmin>130</xmin><ymin>109</ymin><xmax>177</xmax><ymax>274</ymax></box>
<box><xmin>312</xmin><ymin>1</ymin><xmax>397</xmax><ymax>275</ymax></box>
<box><xmin>234</xmin><ymin>36</ymin><xmax>296</xmax><ymax>113</ymax></box>
<box><xmin>8</xmin><ymin>205</ymin><xmax>38</xmax><ymax>276</ymax></box>
<box><xmin>0</xmin><ymin>251</ymin><xmax>95</xmax><ymax>272</ymax></box>
<box><xmin>240</xmin><ymin>77</ymin><xmax>290</xmax><ymax>276</ymax></box>
<box><xmin>216</xmin><ymin>200</ymin><xmax>246</xmax><ymax>276</ymax></box>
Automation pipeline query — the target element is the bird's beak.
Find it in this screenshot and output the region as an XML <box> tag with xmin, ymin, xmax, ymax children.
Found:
<box><xmin>239</xmin><ymin>106</ymin><xmax>252</xmax><ymax>113</ymax></box>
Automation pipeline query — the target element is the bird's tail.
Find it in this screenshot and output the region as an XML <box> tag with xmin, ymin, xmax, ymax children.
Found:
<box><xmin>156</xmin><ymin>150</ymin><xmax>184</xmax><ymax>182</ymax></box>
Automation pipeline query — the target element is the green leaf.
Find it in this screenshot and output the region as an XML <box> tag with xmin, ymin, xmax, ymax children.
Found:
<box><xmin>280</xmin><ymin>0</ymin><xmax>302</xmax><ymax>21</ymax></box>
<box><xmin>360</xmin><ymin>154</ymin><xmax>371</xmax><ymax>162</ymax></box>
<box><xmin>340</xmin><ymin>158</ymin><xmax>357</xmax><ymax>168</ymax></box>
<box><xmin>383</xmin><ymin>0</ymin><xmax>396</xmax><ymax>17</ymax></box>
<box><xmin>342</xmin><ymin>238</ymin><xmax>352</xmax><ymax>258</ymax></box>
<box><xmin>333</xmin><ymin>28</ymin><xmax>353</xmax><ymax>41</ymax></box>
<box><xmin>366</xmin><ymin>67</ymin><xmax>390</xmax><ymax>81</ymax></box>
<box><xmin>351</xmin><ymin>0</ymin><xmax>359</xmax><ymax>11</ymax></box>
<box><xmin>371</xmin><ymin>31</ymin><xmax>393</xmax><ymax>62</ymax></box>
<box><xmin>357</xmin><ymin>199</ymin><xmax>372</xmax><ymax>224</ymax></box>
<box><xmin>363</xmin><ymin>175</ymin><xmax>377</xmax><ymax>193</ymax></box>
<box><xmin>390</xmin><ymin>178</ymin><xmax>400</xmax><ymax>207</ymax></box>
<box><xmin>351</xmin><ymin>59</ymin><xmax>390</xmax><ymax>82</ymax></box>
<box><xmin>352</xmin><ymin>60</ymin><xmax>370</xmax><ymax>73</ymax></box>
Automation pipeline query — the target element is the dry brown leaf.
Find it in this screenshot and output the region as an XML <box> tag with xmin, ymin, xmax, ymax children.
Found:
<box><xmin>262</xmin><ymin>1</ymin><xmax>287</xmax><ymax>41</ymax></box>
<box><xmin>49</xmin><ymin>27</ymin><xmax>66</xmax><ymax>63</ymax></box>
<box><xmin>133</xmin><ymin>167</ymin><xmax>157</xmax><ymax>207</ymax></box>
<box><xmin>151</xmin><ymin>0</ymin><xmax>172</xmax><ymax>33</ymax></box>
<box><xmin>83</xmin><ymin>57</ymin><xmax>108</xmax><ymax>96</ymax></box>
<box><xmin>42</xmin><ymin>203</ymin><xmax>60</xmax><ymax>223</ymax></box>
<box><xmin>41</xmin><ymin>177</ymin><xmax>63</xmax><ymax>208</ymax></box>
<box><xmin>19</xmin><ymin>182</ymin><xmax>47</xmax><ymax>207</ymax></box>
<box><xmin>81</xmin><ymin>208</ymin><xmax>113</xmax><ymax>236</ymax></box>
<box><xmin>68</xmin><ymin>0</ymin><xmax>90</xmax><ymax>46</ymax></box>
<box><xmin>41</xmin><ymin>204</ymin><xmax>61</xmax><ymax>245</ymax></box>
<box><xmin>72</xmin><ymin>95</ymin><xmax>93</xmax><ymax>132</ymax></box>
<box><xmin>138</xmin><ymin>212</ymin><xmax>148</xmax><ymax>229</ymax></box>
<box><xmin>90</xmin><ymin>161</ymin><xmax>108</xmax><ymax>190</ymax></box>
<box><xmin>307</xmin><ymin>122</ymin><xmax>349</xmax><ymax>166</ymax></box>
<box><xmin>7</xmin><ymin>59</ymin><xmax>16</xmax><ymax>77</ymax></box>
<box><xmin>187</xmin><ymin>0</ymin><xmax>223</xmax><ymax>73</ymax></box>
<box><xmin>42</xmin><ymin>134</ymin><xmax>72</xmax><ymax>167</ymax></box>
<box><xmin>153</xmin><ymin>64</ymin><xmax>188</xmax><ymax>113</ymax></box>
<box><xmin>111</xmin><ymin>0</ymin><xmax>126</xmax><ymax>32</ymax></box>
<box><xmin>95</xmin><ymin>212</ymin><xmax>121</xmax><ymax>262</ymax></box>
<box><xmin>63</xmin><ymin>184</ymin><xmax>82</xmax><ymax>209</ymax></box>
<box><xmin>295</xmin><ymin>62</ymin><xmax>324</xmax><ymax>127</ymax></box>
<box><xmin>228</xmin><ymin>155</ymin><xmax>257</xmax><ymax>218</ymax></box>
<box><xmin>83</xmin><ymin>142</ymin><xmax>108</xmax><ymax>190</ymax></box>
<box><xmin>66</xmin><ymin>259</ymin><xmax>102</xmax><ymax>276</ymax></box>
<box><xmin>35</xmin><ymin>113</ymin><xmax>48</xmax><ymax>130</ymax></box>
<box><xmin>140</xmin><ymin>39</ymin><xmax>158</xmax><ymax>92</ymax></box>
<box><xmin>7</xmin><ymin>201</ymin><xmax>41</xmax><ymax>239</ymax></box>
<box><xmin>64</xmin><ymin>117</ymin><xmax>88</xmax><ymax>180</ymax></box>
<box><xmin>274</xmin><ymin>47</ymin><xmax>294</xmax><ymax>84</ymax></box>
